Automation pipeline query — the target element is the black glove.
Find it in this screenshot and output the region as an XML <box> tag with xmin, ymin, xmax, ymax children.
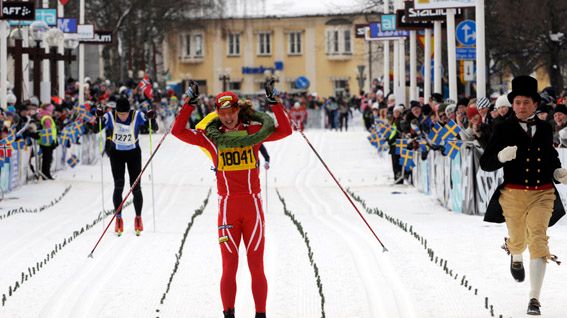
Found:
<box><xmin>185</xmin><ymin>80</ymin><xmax>200</xmax><ymax>105</ymax></box>
<box><xmin>104</xmin><ymin>140</ymin><xmax>115</xmax><ymax>156</ymax></box>
<box><xmin>146</xmin><ymin>109</ymin><xmax>156</xmax><ymax>119</ymax></box>
<box><xmin>95</xmin><ymin>107</ymin><xmax>105</xmax><ymax>117</ymax></box>
<box><xmin>264</xmin><ymin>79</ymin><xmax>278</xmax><ymax>104</ymax></box>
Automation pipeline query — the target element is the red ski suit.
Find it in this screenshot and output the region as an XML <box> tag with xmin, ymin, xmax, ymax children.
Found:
<box><xmin>171</xmin><ymin>102</ymin><xmax>292</xmax><ymax>313</ymax></box>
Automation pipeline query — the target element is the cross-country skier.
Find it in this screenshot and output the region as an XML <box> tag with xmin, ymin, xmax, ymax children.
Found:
<box><xmin>96</xmin><ymin>97</ymin><xmax>158</xmax><ymax>236</ymax></box>
<box><xmin>171</xmin><ymin>80</ymin><xmax>291</xmax><ymax>318</ymax></box>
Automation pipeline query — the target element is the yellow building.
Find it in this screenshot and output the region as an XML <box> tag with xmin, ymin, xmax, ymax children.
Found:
<box><xmin>163</xmin><ymin>13</ymin><xmax>377</xmax><ymax>97</ymax></box>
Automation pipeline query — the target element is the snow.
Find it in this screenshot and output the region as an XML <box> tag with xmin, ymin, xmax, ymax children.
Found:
<box><xmin>223</xmin><ymin>0</ymin><xmax>372</xmax><ymax>18</ymax></box>
<box><xmin>1</xmin><ymin>111</ymin><xmax>567</xmax><ymax>317</ymax></box>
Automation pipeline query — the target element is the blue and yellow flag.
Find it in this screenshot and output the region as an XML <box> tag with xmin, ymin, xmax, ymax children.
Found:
<box><xmin>439</xmin><ymin>120</ymin><xmax>461</xmax><ymax>142</ymax></box>
<box><xmin>67</xmin><ymin>154</ymin><xmax>80</xmax><ymax>168</ymax></box>
<box><xmin>399</xmin><ymin>149</ymin><xmax>415</xmax><ymax>171</ymax></box>
<box><xmin>395</xmin><ymin>139</ymin><xmax>409</xmax><ymax>155</ymax></box>
<box><xmin>443</xmin><ymin>140</ymin><xmax>463</xmax><ymax>159</ymax></box>
<box><xmin>429</xmin><ymin>123</ymin><xmax>443</xmax><ymax>145</ymax></box>
<box><xmin>39</xmin><ymin>129</ymin><xmax>55</xmax><ymax>145</ymax></box>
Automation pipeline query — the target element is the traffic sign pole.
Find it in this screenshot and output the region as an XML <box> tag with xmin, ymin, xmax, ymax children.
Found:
<box><xmin>447</xmin><ymin>9</ymin><xmax>457</xmax><ymax>101</ymax></box>
<box><xmin>476</xmin><ymin>0</ymin><xmax>486</xmax><ymax>99</ymax></box>
<box><xmin>424</xmin><ymin>28</ymin><xmax>432</xmax><ymax>103</ymax></box>
<box><xmin>409</xmin><ymin>30</ymin><xmax>417</xmax><ymax>101</ymax></box>
<box><xmin>434</xmin><ymin>21</ymin><xmax>442</xmax><ymax>94</ymax></box>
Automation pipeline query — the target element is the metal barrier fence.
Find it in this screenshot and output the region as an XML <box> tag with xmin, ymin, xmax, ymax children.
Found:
<box><xmin>410</xmin><ymin>145</ymin><xmax>567</xmax><ymax>215</ymax></box>
<box><xmin>0</xmin><ymin>134</ymin><xmax>100</xmax><ymax>194</ymax></box>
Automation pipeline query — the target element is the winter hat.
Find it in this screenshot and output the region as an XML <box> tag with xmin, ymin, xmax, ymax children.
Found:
<box><xmin>536</xmin><ymin>104</ymin><xmax>552</xmax><ymax>115</ymax></box>
<box><xmin>555</xmin><ymin>104</ymin><xmax>567</xmax><ymax>116</ymax></box>
<box><xmin>215</xmin><ymin>91</ymin><xmax>239</xmax><ymax>110</ymax></box>
<box><xmin>476</xmin><ymin>97</ymin><xmax>491</xmax><ymax>109</ymax></box>
<box><xmin>30</xmin><ymin>96</ymin><xmax>40</xmax><ymax>107</ymax></box>
<box><xmin>410</xmin><ymin>100</ymin><xmax>421</xmax><ymax>109</ymax></box>
<box><xmin>445</xmin><ymin>104</ymin><xmax>457</xmax><ymax>116</ymax></box>
<box><xmin>466</xmin><ymin>106</ymin><xmax>480</xmax><ymax>120</ymax></box>
<box><xmin>116</xmin><ymin>97</ymin><xmax>131</xmax><ymax>112</ymax></box>
<box><xmin>393</xmin><ymin>104</ymin><xmax>404</xmax><ymax>113</ymax></box>
<box><xmin>495</xmin><ymin>95</ymin><xmax>511</xmax><ymax>109</ymax></box>
<box><xmin>371</xmin><ymin>102</ymin><xmax>379</xmax><ymax>110</ymax></box>
<box><xmin>507</xmin><ymin>75</ymin><xmax>541</xmax><ymax>104</ymax></box>
<box><xmin>431</xmin><ymin>93</ymin><xmax>443</xmax><ymax>103</ymax></box>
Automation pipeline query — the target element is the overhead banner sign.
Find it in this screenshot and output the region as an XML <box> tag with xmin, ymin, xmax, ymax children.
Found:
<box><xmin>366</xmin><ymin>22</ymin><xmax>409</xmax><ymax>41</ymax></box>
<box><xmin>0</xmin><ymin>2</ymin><xmax>35</xmax><ymax>21</ymax></box>
<box><xmin>82</xmin><ymin>30</ymin><xmax>113</xmax><ymax>45</ymax></box>
<box><xmin>405</xmin><ymin>1</ymin><xmax>462</xmax><ymax>21</ymax></box>
<box><xmin>396</xmin><ymin>9</ymin><xmax>434</xmax><ymax>29</ymax></box>
<box><xmin>414</xmin><ymin>0</ymin><xmax>475</xmax><ymax>9</ymax></box>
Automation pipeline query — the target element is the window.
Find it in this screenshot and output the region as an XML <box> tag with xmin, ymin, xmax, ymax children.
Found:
<box><xmin>184</xmin><ymin>34</ymin><xmax>191</xmax><ymax>57</ymax></box>
<box><xmin>343</xmin><ymin>30</ymin><xmax>351</xmax><ymax>53</ymax></box>
<box><xmin>229</xmin><ymin>81</ymin><xmax>241</xmax><ymax>92</ymax></box>
<box><xmin>289</xmin><ymin>32</ymin><xmax>302</xmax><ymax>55</ymax></box>
<box><xmin>334</xmin><ymin>80</ymin><xmax>349</xmax><ymax>97</ymax></box>
<box><xmin>326</xmin><ymin>27</ymin><xmax>353</xmax><ymax>56</ymax></box>
<box><xmin>194</xmin><ymin>34</ymin><xmax>203</xmax><ymax>57</ymax></box>
<box><xmin>180</xmin><ymin>31</ymin><xmax>205</xmax><ymax>60</ymax></box>
<box><xmin>228</xmin><ymin>33</ymin><xmax>240</xmax><ymax>56</ymax></box>
<box><xmin>258</xmin><ymin>32</ymin><xmax>271</xmax><ymax>55</ymax></box>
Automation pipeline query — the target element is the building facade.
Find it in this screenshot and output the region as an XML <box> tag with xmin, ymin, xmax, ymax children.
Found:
<box><xmin>163</xmin><ymin>13</ymin><xmax>382</xmax><ymax>98</ymax></box>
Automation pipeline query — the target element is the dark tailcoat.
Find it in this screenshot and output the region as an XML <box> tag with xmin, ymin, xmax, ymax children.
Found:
<box><xmin>479</xmin><ymin>116</ymin><xmax>565</xmax><ymax>226</ymax></box>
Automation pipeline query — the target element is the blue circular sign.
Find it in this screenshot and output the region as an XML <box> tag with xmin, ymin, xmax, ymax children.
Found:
<box><xmin>456</xmin><ymin>20</ymin><xmax>476</xmax><ymax>47</ymax></box>
<box><xmin>295</xmin><ymin>76</ymin><xmax>310</xmax><ymax>90</ymax></box>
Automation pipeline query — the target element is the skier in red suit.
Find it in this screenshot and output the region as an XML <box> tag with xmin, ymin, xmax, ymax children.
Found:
<box><xmin>171</xmin><ymin>80</ymin><xmax>292</xmax><ymax>318</ymax></box>
<box><xmin>289</xmin><ymin>101</ymin><xmax>308</xmax><ymax>131</ymax></box>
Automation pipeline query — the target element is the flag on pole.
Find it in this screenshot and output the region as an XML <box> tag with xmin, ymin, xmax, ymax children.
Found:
<box><xmin>67</xmin><ymin>154</ymin><xmax>80</xmax><ymax>168</ymax></box>
<box><xmin>443</xmin><ymin>140</ymin><xmax>463</xmax><ymax>159</ymax></box>
<box><xmin>39</xmin><ymin>129</ymin><xmax>55</xmax><ymax>145</ymax></box>
<box><xmin>439</xmin><ymin>120</ymin><xmax>461</xmax><ymax>142</ymax></box>
<box><xmin>399</xmin><ymin>149</ymin><xmax>415</xmax><ymax>171</ymax></box>
<box><xmin>395</xmin><ymin>139</ymin><xmax>409</xmax><ymax>155</ymax></box>
<box><xmin>428</xmin><ymin>122</ymin><xmax>443</xmax><ymax>145</ymax></box>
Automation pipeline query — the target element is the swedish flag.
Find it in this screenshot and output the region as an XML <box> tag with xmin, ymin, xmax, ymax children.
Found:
<box><xmin>399</xmin><ymin>149</ymin><xmax>415</xmax><ymax>171</ymax></box>
<box><xmin>443</xmin><ymin>140</ymin><xmax>463</xmax><ymax>159</ymax></box>
<box><xmin>67</xmin><ymin>154</ymin><xmax>80</xmax><ymax>168</ymax></box>
<box><xmin>429</xmin><ymin>123</ymin><xmax>443</xmax><ymax>145</ymax></box>
<box><xmin>439</xmin><ymin>120</ymin><xmax>461</xmax><ymax>142</ymax></box>
<box><xmin>39</xmin><ymin>129</ymin><xmax>55</xmax><ymax>145</ymax></box>
<box><xmin>395</xmin><ymin>139</ymin><xmax>409</xmax><ymax>155</ymax></box>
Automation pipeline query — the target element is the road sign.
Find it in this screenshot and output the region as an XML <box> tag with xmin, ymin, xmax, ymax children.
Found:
<box><xmin>405</xmin><ymin>1</ymin><xmax>462</xmax><ymax>22</ymax></box>
<box><xmin>366</xmin><ymin>22</ymin><xmax>409</xmax><ymax>40</ymax></box>
<box><xmin>294</xmin><ymin>76</ymin><xmax>310</xmax><ymax>90</ymax></box>
<box><xmin>35</xmin><ymin>9</ymin><xmax>56</xmax><ymax>26</ymax></box>
<box><xmin>381</xmin><ymin>14</ymin><xmax>397</xmax><ymax>31</ymax></box>
<box><xmin>1</xmin><ymin>2</ymin><xmax>35</xmax><ymax>21</ymax></box>
<box><xmin>355</xmin><ymin>24</ymin><xmax>368</xmax><ymax>38</ymax></box>
<box><xmin>57</xmin><ymin>18</ymin><xmax>77</xmax><ymax>33</ymax></box>
<box><xmin>463</xmin><ymin>61</ymin><xmax>475</xmax><ymax>82</ymax></box>
<box><xmin>396</xmin><ymin>9</ymin><xmax>434</xmax><ymax>30</ymax></box>
<box><xmin>456</xmin><ymin>20</ymin><xmax>476</xmax><ymax>46</ymax></box>
<box><xmin>82</xmin><ymin>31</ymin><xmax>113</xmax><ymax>45</ymax></box>
<box><xmin>456</xmin><ymin>47</ymin><xmax>476</xmax><ymax>60</ymax></box>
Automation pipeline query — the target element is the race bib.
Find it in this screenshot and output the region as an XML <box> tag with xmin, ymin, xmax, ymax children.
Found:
<box><xmin>217</xmin><ymin>146</ymin><xmax>257</xmax><ymax>171</ymax></box>
<box><xmin>113</xmin><ymin>122</ymin><xmax>136</xmax><ymax>146</ymax></box>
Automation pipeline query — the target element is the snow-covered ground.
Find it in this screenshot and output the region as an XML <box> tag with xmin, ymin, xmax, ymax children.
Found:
<box><xmin>1</xmin><ymin>114</ymin><xmax>567</xmax><ymax>318</ymax></box>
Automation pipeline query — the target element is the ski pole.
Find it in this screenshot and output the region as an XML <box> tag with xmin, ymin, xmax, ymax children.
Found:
<box><xmin>149</xmin><ymin>115</ymin><xmax>156</xmax><ymax>232</ymax></box>
<box><xmin>98</xmin><ymin>116</ymin><xmax>105</xmax><ymax>229</ymax></box>
<box><xmin>264</xmin><ymin>165</ymin><xmax>268</xmax><ymax>214</ymax></box>
<box><xmin>296</xmin><ymin>128</ymin><xmax>388</xmax><ymax>252</ymax></box>
<box><xmin>88</xmin><ymin>124</ymin><xmax>172</xmax><ymax>258</ymax></box>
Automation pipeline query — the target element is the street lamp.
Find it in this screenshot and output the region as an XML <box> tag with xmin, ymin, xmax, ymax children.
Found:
<box><xmin>218</xmin><ymin>68</ymin><xmax>231</xmax><ymax>92</ymax></box>
<box><xmin>46</xmin><ymin>28</ymin><xmax>64</xmax><ymax>96</ymax></box>
<box><xmin>29</xmin><ymin>21</ymin><xmax>48</xmax><ymax>99</ymax></box>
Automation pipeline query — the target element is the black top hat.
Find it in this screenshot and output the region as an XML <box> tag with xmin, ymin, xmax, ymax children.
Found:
<box><xmin>507</xmin><ymin>76</ymin><xmax>540</xmax><ymax>104</ymax></box>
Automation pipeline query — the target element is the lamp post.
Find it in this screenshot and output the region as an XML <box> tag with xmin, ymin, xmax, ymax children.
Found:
<box><xmin>218</xmin><ymin>68</ymin><xmax>231</xmax><ymax>92</ymax></box>
<box><xmin>29</xmin><ymin>21</ymin><xmax>49</xmax><ymax>100</ymax></box>
<box><xmin>356</xmin><ymin>65</ymin><xmax>367</xmax><ymax>93</ymax></box>
<box><xmin>46</xmin><ymin>28</ymin><xmax>64</xmax><ymax>98</ymax></box>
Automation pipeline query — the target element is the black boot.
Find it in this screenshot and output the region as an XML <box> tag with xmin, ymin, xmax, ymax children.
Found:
<box><xmin>510</xmin><ymin>256</ymin><xmax>525</xmax><ymax>282</ymax></box>
<box><xmin>223</xmin><ymin>308</ymin><xmax>235</xmax><ymax>318</ymax></box>
<box><xmin>527</xmin><ymin>298</ymin><xmax>541</xmax><ymax>315</ymax></box>
<box><xmin>255</xmin><ymin>313</ymin><xmax>266</xmax><ymax>318</ymax></box>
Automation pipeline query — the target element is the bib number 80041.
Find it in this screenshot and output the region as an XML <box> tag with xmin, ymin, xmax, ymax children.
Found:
<box><xmin>218</xmin><ymin>147</ymin><xmax>256</xmax><ymax>171</ymax></box>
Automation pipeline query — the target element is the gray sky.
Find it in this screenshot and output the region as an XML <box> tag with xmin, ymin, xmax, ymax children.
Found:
<box><xmin>226</xmin><ymin>0</ymin><xmax>375</xmax><ymax>17</ymax></box>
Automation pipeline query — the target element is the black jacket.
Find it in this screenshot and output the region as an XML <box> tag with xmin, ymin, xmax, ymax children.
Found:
<box><xmin>479</xmin><ymin>116</ymin><xmax>565</xmax><ymax>226</ymax></box>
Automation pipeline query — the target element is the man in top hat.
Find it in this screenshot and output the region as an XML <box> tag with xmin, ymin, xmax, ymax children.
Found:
<box><xmin>480</xmin><ymin>75</ymin><xmax>567</xmax><ymax>315</ymax></box>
